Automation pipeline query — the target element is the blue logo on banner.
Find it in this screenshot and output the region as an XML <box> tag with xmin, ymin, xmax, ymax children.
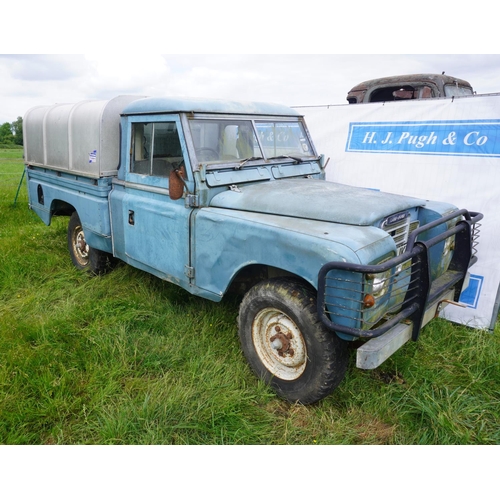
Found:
<box><xmin>459</xmin><ymin>274</ymin><xmax>483</xmax><ymax>309</ymax></box>
<box><xmin>346</xmin><ymin>120</ymin><xmax>500</xmax><ymax>157</ymax></box>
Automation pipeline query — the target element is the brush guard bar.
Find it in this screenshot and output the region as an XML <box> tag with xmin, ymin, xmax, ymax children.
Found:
<box><xmin>317</xmin><ymin>210</ymin><xmax>483</xmax><ymax>341</ymax></box>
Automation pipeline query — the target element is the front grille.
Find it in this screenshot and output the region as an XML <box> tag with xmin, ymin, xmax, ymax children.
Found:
<box><xmin>318</xmin><ymin>210</ymin><xmax>483</xmax><ymax>340</ymax></box>
<box><xmin>381</xmin><ymin>212</ymin><xmax>419</xmax><ymax>256</ymax></box>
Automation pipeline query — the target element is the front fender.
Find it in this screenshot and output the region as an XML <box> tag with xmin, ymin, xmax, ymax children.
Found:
<box><xmin>192</xmin><ymin>207</ymin><xmax>394</xmax><ymax>297</ymax></box>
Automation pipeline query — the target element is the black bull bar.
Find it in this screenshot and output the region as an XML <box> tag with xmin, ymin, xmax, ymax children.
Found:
<box><xmin>317</xmin><ymin>210</ymin><xmax>483</xmax><ymax>341</ymax></box>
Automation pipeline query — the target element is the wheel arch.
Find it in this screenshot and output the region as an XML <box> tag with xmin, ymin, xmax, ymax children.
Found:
<box><xmin>226</xmin><ymin>263</ymin><xmax>315</xmax><ymax>297</ymax></box>
<box><xmin>50</xmin><ymin>198</ymin><xmax>76</xmax><ymax>218</ymax></box>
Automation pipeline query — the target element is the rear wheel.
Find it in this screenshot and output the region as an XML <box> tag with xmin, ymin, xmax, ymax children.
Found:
<box><xmin>67</xmin><ymin>212</ymin><xmax>115</xmax><ymax>275</ymax></box>
<box><xmin>238</xmin><ymin>278</ymin><xmax>349</xmax><ymax>404</ymax></box>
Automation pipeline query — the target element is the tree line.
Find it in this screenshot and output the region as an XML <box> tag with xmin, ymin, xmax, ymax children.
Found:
<box><xmin>0</xmin><ymin>117</ymin><xmax>23</xmax><ymax>146</ymax></box>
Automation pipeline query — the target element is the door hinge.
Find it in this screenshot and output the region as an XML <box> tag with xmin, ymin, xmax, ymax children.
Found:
<box><xmin>185</xmin><ymin>265</ymin><xmax>195</xmax><ymax>279</ymax></box>
<box><xmin>185</xmin><ymin>194</ymin><xmax>199</xmax><ymax>208</ymax></box>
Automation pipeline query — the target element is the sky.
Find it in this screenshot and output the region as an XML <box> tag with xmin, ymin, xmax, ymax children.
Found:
<box><xmin>2</xmin><ymin>1</ymin><xmax>498</xmax><ymax>125</ymax></box>
<box><xmin>1</xmin><ymin>53</ymin><xmax>500</xmax><ymax>125</ymax></box>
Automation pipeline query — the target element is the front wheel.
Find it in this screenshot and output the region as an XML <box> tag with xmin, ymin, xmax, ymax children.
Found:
<box><xmin>67</xmin><ymin>212</ymin><xmax>116</xmax><ymax>275</ymax></box>
<box><xmin>238</xmin><ymin>278</ymin><xmax>349</xmax><ymax>404</ymax></box>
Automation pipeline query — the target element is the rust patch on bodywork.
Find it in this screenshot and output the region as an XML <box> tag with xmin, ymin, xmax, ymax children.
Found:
<box><xmin>346</xmin><ymin>73</ymin><xmax>473</xmax><ymax>104</ymax></box>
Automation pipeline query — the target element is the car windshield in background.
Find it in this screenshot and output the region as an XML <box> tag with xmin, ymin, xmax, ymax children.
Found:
<box><xmin>189</xmin><ymin>118</ymin><xmax>314</xmax><ymax>166</ymax></box>
<box><xmin>444</xmin><ymin>85</ymin><xmax>473</xmax><ymax>97</ymax></box>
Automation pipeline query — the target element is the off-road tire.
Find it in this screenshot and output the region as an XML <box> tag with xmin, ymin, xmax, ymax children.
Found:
<box><xmin>67</xmin><ymin>212</ymin><xmax>116</xmax><ymax>275</ymax></box>
<box><xmin>238</xmin><ymin>277</ymin><xmax>349</xmax><ymax>404</ymax></box>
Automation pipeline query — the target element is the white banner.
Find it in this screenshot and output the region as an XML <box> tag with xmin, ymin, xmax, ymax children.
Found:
<box><xmin>299</xmin><ymin>95</ymin><xmax>500</xmax><ymax>330</ymax></box>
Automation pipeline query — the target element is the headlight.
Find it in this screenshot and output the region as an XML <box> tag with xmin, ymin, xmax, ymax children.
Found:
<box><xmin>364</xmin><ymin>268</ymin><xmax>392</xmax><ymax>308</ymax></box>
<box><xmin>439</xmin><ymin>234</ymin><xmax>456</xmax><ymax>275</ymax></box>
<box><xmin>372</xmin><ymin>272</ymin><xmax>390</xmax><ymax>297</ymax></box>
<box><xmin>443</xmin><ymin>235</ymin><xmax>455</xmax><ymax>256</ymax></box>
<box><xmin>443</xmin><ymin>212</ymin><xmax>459</xmax><ymax>262</ymax></box>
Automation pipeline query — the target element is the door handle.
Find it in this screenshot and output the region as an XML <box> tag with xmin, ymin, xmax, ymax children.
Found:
<box><xmin>128</xmin><ymin>210</ymin><xmax>135</xmax><ymax>225</ymax></box>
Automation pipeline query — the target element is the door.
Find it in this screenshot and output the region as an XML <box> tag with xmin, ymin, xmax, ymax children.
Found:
<box><xmin>110</xmin><ymin>115</ymin><xmax>193</xmax><ymax>286</ymax></box>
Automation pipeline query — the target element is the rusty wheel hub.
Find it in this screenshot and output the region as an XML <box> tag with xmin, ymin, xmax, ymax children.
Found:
<box><xmin>252</xmin><ymin>308</ymin><xmax>307</xmax><ymax>380</ymax></box>
<box><xmin>270</xmin><ymin>325</ymin><xmax>295</xmax><ymax>357</ymax></box>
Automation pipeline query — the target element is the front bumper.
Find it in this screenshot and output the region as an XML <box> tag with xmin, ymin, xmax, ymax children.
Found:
<box><xmin>317</xmin><ymin>210</ymin><xmax>483</xmax><ymax>343</ymax></box>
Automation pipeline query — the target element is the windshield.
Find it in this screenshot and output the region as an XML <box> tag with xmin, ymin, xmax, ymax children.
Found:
<box><xmin>255</xmin><ymin>121</ymin><xmax>313</xmax><ymax>158</ymax></box>
<box><xmin>444</xmin><ymin>84</ymin><xmax>473</xmax><ymax>97</ymax></box>
<box><xmin>189</xmin><ymin>118</ymin><xmax>314</xmax><ymax>166</ymax></box>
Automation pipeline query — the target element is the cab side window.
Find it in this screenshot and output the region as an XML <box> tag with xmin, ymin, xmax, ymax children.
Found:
<box><xmin>131</xmin><ymin>122</ymin><xmax>183</xmax><ymax>177</ymax></box>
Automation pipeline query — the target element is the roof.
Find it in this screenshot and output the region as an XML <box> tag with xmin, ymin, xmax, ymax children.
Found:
<box><xmin>122</xmin><ymin>96</ymin><xmax>301</xmax><ymax>117</ymax></box>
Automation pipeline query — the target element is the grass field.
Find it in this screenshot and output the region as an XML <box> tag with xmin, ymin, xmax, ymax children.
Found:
<box><xmin>1</xmin><ymin>148</ymin><xmax>499</xmax><ymax>445</ymax></box>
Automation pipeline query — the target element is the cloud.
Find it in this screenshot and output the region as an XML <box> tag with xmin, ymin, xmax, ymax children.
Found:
<box><xmin>0</xmin><ymin>55</ymin><xmax>89</xmax><ymax>81</ymax></box>
<box><xmin>1</xmin><ymin>54</ymin><xmax>500</xmax><ymax>124</ymax></box>
<box><xmin>81</xmin><ymin>54</ymin><xmax>171</xmax><ymax>98</ymax></box>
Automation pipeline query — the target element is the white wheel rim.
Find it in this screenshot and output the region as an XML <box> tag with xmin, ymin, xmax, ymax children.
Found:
<box><xmin>73</xmin><ymin>226</ymin><xmax>89</xmax><ymax>265</ymax></box>
<box><xmin>252</xmin><ymin>307</ymin><xmax>307</xmax><ymax>381</ymax></box>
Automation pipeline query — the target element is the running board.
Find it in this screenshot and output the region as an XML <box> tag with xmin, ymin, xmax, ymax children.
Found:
<box><xmin>356</xmin><ymin>288</ymin><xmax>458</xmax><ymax>370</ymax></box>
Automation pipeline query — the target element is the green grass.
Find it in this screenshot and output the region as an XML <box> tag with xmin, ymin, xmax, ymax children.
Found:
<box><xmin>1</xmin><ymin>148</ymin><xmax>499</xmax><ymax>445</ymax></box>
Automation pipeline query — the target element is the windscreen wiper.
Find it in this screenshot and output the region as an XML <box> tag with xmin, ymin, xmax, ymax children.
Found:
<box><xmin>267</xmin><ymin>155</ymin><xmax>306</xmax><ymax>163</ymax></box>
<box><xmin>237</xmin><ymin>156</ymin><xmax>264</xmax><ymax>168</ymax></box>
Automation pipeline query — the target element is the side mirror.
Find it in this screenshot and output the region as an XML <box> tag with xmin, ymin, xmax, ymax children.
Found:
<box><xmin>169</xmin><ymin>165</ymin><xmax>186</xmax><ymax>200</ymax></box>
